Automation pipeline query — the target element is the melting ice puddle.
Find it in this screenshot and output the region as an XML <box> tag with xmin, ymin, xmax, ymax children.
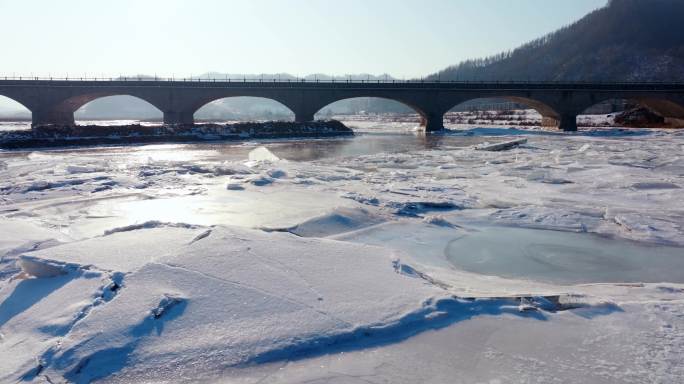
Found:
<box><xmin>446</xmin><ymin>226</ymin><xmax>684</xmax><ymax>285</ymax></box>
<box><xmin>338</xmin><ymin>221</ymin><xmax>684</xmax><ymax>285</ymax></box>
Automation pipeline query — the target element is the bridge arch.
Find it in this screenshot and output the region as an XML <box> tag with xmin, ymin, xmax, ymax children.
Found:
<box><xmin>311</xmin><ymin>96</ymin><xmax>429</xmax><ymax>129</ymax></box>
<box><xmin>0</xmin><ymin>94</ymin><xmax>32</xmax><ymax>128</ymax></box>
<box><xmin>0</xmin><ymin>94</ymin><xmax>32</xmax><ymax>114</ymax></box>
<box><xmin>444</xmin><ymin>96</ymin><xmax>561</xmax><ymax>128</ymax></box>
<box><xmin>579</xmin><ymin>96</ymin><xmax>684</xmax><ymax>128</ymax></box>
<box><xmin>74</xmin><ymin>95</ymin><xmax>163</xmax><ymax>123</ymax></box>
<box><xmin>30</xmin><ymin>92</ymin><xmax>167</xmax><ymax>127</ymax></box>
<box><xmin>193</xmin><ymin>96</ymin><xmax>295</xmax><ymax>122</ymax></box>
<box><xmin>314</xmin><ymin>96</ymin><xmax>421</xmax><ymax>120</ymax></box>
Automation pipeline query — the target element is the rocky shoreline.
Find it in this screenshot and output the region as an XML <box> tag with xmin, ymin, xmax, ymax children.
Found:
<box><xmin>0</xmin><ymin>120</ymin><xmax>354</xmax><ymax>149</ymax></box>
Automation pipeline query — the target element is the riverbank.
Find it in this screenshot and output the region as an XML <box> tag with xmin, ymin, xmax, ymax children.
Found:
<box><xmin>0</xmin><ymin>120</ymin><xmax>353</xmax><ymax>149</ymax></box>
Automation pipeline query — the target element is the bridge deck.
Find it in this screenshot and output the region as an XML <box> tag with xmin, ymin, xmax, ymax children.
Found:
<box><xmin>1</xmin><ymin>79</ymin><xmax>683</xmax><ymax>92</ymax></box>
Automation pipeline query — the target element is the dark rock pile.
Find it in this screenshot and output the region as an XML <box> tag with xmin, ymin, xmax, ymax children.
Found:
<box><xmin>0</xmin><ymin>120</ymin><xmax>353</xmax><ymax>149</ymax></box>
<box><xmin>615</xmin><ymin>107</ymin><xmax>666</xmax><ymax>128</ymax></box>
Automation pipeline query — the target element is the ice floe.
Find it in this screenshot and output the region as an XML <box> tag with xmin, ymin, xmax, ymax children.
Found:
<box><xmin>6</xmin><ymin>224</ymin><xmax>463</xmax><ymax>382</ymax></box>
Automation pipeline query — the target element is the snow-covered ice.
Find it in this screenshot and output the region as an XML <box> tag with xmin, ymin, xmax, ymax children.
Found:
<box><xmin>7</xmin><ymin>225</ymin><xmax>457</xmax><ymax>382</ymax></box>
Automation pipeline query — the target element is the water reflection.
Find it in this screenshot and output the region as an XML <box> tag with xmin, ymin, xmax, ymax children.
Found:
<box><xmin>101</xmin><ymin>188</ymin><xmax>354</xmax><ymax>230</ymax></box>
<box><xmin>182</xmin><ymin>131</ymin><xmax>483</xmax><ymax>162</ymax></box>
<box><xmin>1</xmin><ymin>121</ymin><xmax>487</xmax><ymax>162</ymax></box>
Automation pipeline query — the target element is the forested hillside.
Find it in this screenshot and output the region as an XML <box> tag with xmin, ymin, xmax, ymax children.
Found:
<box><xmin>429</xmin><ymin>0</ymin><xmax>684</xmax><ymax>82</ymax></box>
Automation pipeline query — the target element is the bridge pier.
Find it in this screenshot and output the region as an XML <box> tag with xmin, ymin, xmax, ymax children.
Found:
<box><xmin>295</xmin><ymin>112</ymin><xmax>315</xmax><ymax>123</ymax></box>
<box><xmin>163</xmin><ymin>111</ymin><xmax>194</xmax><ymax>126</ymax></box>
<box><xmin>31</xmin><ymin>109</ymin><xmax>75</xmax><ymax>128</ymax></box>
<box><xmin>558</xmin><ymin>113</ymin><xmax>578</xmax><ymax>132</ymax></box>
<box><xmin>420</xmin><ymin>113</ymin><xmax>445</xmax><ymax>132</ymax></box>
<box><xmin>542</xmin><ymin>114</ymin><xmax>578</xmax><ymax>132</ymax></box>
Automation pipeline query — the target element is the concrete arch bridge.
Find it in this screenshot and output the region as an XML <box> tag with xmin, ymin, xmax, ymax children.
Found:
<box><xmin>1</xmin><ymin>79</ymin><xmax>683</xmax><ymax>131</ymax></box>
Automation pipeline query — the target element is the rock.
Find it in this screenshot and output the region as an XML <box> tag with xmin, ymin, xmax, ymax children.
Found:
<box><xmin>226</xmin><ymin>183</ymin><xmax>245</xmax><ymax>190</ymax></box>
<box><xmin>615</xmin><ymin>107</ymin><xmax>665</xmax><ymax>127</ymax></box>
<box><xmin>0</xmin><ymin>121</ymin><xmax>354</xmax><ymax>149</ymax></box>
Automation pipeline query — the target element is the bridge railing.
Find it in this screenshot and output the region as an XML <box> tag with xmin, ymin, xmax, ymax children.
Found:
<box><xmin>0</xmin><ymin>75</ymin><xmax>680</xmax><ymax>86</ymax></box>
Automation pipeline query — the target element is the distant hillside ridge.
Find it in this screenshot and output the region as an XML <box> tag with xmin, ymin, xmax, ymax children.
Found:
<box><xmin>429</xmin><ymin>0</ymin><xmax>684</xmax><ymax>82</ymax></box>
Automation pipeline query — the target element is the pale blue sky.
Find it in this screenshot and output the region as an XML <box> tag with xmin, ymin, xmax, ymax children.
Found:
<box><xmin>0</xmin><ymin>0</ymin><xmax>607</xmax><ymax>79</ymax></box>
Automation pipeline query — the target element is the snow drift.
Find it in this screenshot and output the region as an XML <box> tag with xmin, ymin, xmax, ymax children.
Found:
<box><xmin>2</xmin><ymin>224</ymin><xmax>483</xmax><ymax>382</ymax></box>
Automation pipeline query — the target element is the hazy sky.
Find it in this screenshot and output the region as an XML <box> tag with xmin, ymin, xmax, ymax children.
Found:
<box><xmin>0</xmin><ymin>0</ymin><xmax>606</xmax><ymax>79</ymax></box>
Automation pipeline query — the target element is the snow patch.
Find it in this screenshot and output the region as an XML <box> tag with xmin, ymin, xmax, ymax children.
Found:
<box><xmin>5</xmin><ymin>225</ymin><xmax>474</xmax><ymax>381</ymax></box>
<box><xmin>65</xmin><ymin>164</ymin><xmax>106</xmax><ymax>174</ymax></box>
<box><xmin>423</xmin><ymin>215</ymin><xmax>456</xmax><ymax>227</ymax></box>
<box><xmin>475</xmin><ymin>138</ymin><xmax>528</xmax><ymax>151</ymax></box>
<box><xmin>287</xmin><ymin>207</ymin><xmax>386</xmax><ymax>237</ymax></box>
<box><xmin>18</xmin><ymin>257</ymin><xmax>69</xmax><ymax>278</ymax></box>
<box><xmin>248</xmin><ymin>146</ymin><xmax>281</xmax><ymax>163</ymax></box>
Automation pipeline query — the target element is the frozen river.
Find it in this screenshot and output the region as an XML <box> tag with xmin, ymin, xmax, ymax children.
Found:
<box><xmin>1</xmin><ymin>121</ymin><xmax>683</xmax><ymax>383</ymax></box>
<box><xmin>3</xmin><ymin>121</ymin><xmax>680</xmax><ymax>284</ymax></box>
